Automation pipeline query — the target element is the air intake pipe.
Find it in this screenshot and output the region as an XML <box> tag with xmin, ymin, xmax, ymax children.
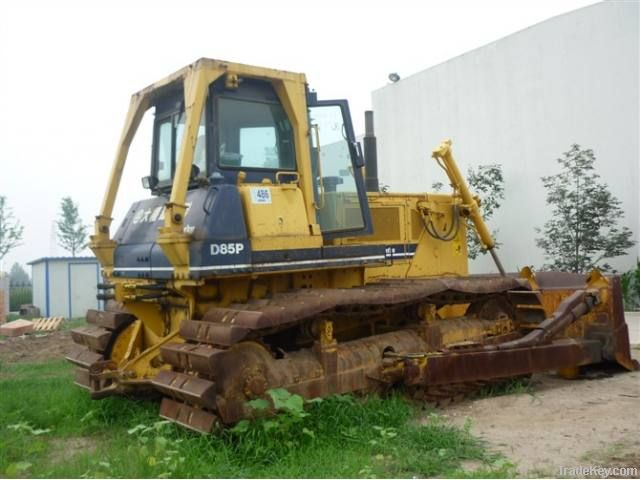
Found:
<box><xmin>364</xmin><ymin>110</ymin><xmax>379</xmax><ymax>192</ymax></box>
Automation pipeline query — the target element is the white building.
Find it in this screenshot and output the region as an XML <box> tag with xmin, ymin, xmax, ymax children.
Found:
<box><xmin>29</xmin><ymin>257</ymin><xmax>102</xmax><ymax>318</ymax></box>
<box><xmin>372</xmin><ymin>1</ymin><xmax>639</xmax><ymax>274</ymax></box>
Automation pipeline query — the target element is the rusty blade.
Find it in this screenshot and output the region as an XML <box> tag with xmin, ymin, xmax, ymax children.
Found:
<box><xmin>535</xmin><ymin>271</ymin><xmax>587</xmax><ymax>289</ymax></box>
<box><xmin>609</xmin><ymin>276</ymin><xmax>640</xmax><ymax>371</ymax></box>
<box><xmin>159</xmin><ymin>398</ymin><xmax>218</xmax><ymax>434</ymax></box>
<box><xmin>506</xmin><ymin>290</ymin><xmax>545</xmax><ymax>306</ymax></box>
<box><xmin>152</xmin><ymin>370</ymin><xmax>217</xmax><ymax>407</ymax></box>
<box><xmin>411</xmin><ymin>339</ymin><xmax>602</xmax><ymax>386</ymax></box>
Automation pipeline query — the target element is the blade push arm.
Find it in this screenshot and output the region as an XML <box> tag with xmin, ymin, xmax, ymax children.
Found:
<box><xmin>431</xmin><ymin>139</ymin><xmax>506</xmax><ymax>276</ymax></box>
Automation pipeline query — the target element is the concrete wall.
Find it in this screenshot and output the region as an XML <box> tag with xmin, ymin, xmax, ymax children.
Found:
<box><xmin>372</xmin><ymin>1</ymin><xmax>639</xmax><ymax>274</ymax></box>
<box><xmin>30</xmin><ymin>258</ymin><xmax>101</xmax><ymax>318</ymax></box>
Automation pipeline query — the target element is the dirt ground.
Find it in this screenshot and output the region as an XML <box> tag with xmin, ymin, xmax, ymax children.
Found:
<box><xmin>0</xmin><ymin>330</ymin><xmax>76</xmax><ymax>363</ymax></box>
<box><xmin>442</xmin><ymin>352</ymin><xmax>640</xmax><ymax>477</ymax></box>
<box><xmin>440</xmin><ymin>314</ymin><xmax>640</xmax><ymax>477</ymax></box>
<box><xmin>1</xmin><ymin>326</ymin><xmax>639</xmax><ymax>478</ymax></box>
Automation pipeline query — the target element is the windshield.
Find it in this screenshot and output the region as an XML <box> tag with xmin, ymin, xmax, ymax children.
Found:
<box><xmin>217</xmin><ymin>97</ymin><xmax>295</xmax><ymax>170</ymax></box>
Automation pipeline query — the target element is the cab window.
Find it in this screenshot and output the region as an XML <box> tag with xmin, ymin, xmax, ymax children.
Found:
<box><xmin>309</xmin><ymin>104</ymin><xmax>365</xmax><ymax>232</ymax></box>
<box><xmin>217</xmin><ymin>97</ymin><xmax>295</xmax><ymax>170</ymax></box>
<box><xmin>152</xmin><ymin>107</ymin><xmax>207</xmax><ymax>186</ymax></box>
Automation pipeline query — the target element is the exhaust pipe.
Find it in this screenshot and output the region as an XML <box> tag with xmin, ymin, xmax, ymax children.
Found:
<box><xmin>364</xmin><ymin>110</ymin><xmax>379</xmax><ymax>192</ymax></box>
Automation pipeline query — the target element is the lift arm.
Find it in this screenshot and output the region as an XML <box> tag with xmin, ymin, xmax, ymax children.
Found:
<box><xmin>432</xmin><ymin>139</ymin><xmax>506</xmax><ymax>275</ymax></box>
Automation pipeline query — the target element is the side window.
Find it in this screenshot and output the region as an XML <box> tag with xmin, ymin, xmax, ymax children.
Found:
<box><xmin>153</xmin><ymin>107</ymin><xmax>207</xmax><ymax>185</ymax></box>
<box><xmin>218</xmin><ymin>97</ymin><xmax>295</xmax><ymax>170</ymax></box>
<box><xmin>309</xmin><ymin>104</ymin><xmax>364</xmax><ymax>232</ymax></box>
<box><xmin>156</xmin><ymin>119</ymin><xmax>172</xmax><ymax>183</ymax></box>
<box><xmin>176</xmin><ymin>110</ymin><xmax>207</xmax><ymax>178</ymax></box>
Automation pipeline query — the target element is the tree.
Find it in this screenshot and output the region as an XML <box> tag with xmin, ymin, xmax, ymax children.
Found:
<box><xmin>621</xmin><ymin>259</ymin><xmax>640</xmax><ymax>310</ymax></box>
<box><xmin>0</xmin><ymin>195</ymin><xmax>24</xmax><ymax>262</ymax></box>
<box><xmin>57</xmin><ymin>197</ymin><xmax>88</xmax><ymax>257</ymax></box>
<box><xmin>535</xmin><ymin>144</ymin><xmax>635</xmax><ymax>273</ymax></box>
<box><xmin>432</xmin><ymin>164</ymin><xmax>505</xmax><ymax>260</ymax></box>
<box><xmin>9</xmin><ymin>262</ymin><xmax>30</xmax><ymax>286</ymax></box>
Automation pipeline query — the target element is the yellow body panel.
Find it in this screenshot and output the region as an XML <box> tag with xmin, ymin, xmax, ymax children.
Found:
<box><xmin>238</xmin><ymin>184</ymin><xmax>322</xmax><ymax>251</ymax></box>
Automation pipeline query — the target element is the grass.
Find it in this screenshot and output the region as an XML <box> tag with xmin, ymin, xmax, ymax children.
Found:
<box><xmin>0</xmin><ymin>359</ymin><xmax>516</xmax><ymax>478</ymax></box>
<box><xmin>473</xmin><ymin>377</ymin><xmax>535</xmax><ymax>399</ymax></box>
<box><xmin>60</xmin><ymin>317</ymin><xmax>88</xmax><ymax>330</ymax></box>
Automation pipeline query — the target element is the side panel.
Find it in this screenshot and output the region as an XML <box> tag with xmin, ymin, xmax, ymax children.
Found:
<box><xmin>238</xmin><ymin>184</ymin><xmax>322</xmax><ymax>252</ymax></box>
<box><xmin>113</xmin><ymin>185</ymin><xmax>251</xmax><ymax>279</ymax></box>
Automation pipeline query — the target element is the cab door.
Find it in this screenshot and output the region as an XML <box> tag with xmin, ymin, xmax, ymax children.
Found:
<box><xmin>308</xmin><ymin>100</ymin><xmax>372</xmax><ymax>239</ymax></box>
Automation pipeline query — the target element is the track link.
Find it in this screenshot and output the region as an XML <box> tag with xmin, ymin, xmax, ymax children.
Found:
<box><xmin>66</xmin><ymin>303</ymin><xmax>135</xmax><ymax>394</ymax></box>
<box><xmin>151</xmin><ymin>277</ymin><xmax>533</xmax><ymax>433</ymax></box>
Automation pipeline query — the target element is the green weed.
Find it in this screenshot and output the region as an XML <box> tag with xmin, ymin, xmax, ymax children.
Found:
<box><xmin>473</xmin><ymin>377</ymin><xmax>534</xmax><ymax>399</ymax></box>
<box><xmin>0</xmin><ymin>360</ymin><xmax>514</xmax><ymax>478</ymax></box>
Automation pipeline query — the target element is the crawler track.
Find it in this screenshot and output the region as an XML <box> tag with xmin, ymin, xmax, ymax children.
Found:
<box><xmin>67</xmin><ymin>274</ymin><xmax>637</xmax><ymax>433</ymax></box>
<box><xmin>151</xmin><ymin>276</ymin><xmax>530</xmax><ymax>432</ymax></box>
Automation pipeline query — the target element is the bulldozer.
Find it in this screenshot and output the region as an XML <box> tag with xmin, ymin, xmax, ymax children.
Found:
<box><xmin>67</xmin><ymin>58</ymin><xmax>638</xmax><ymax>433</ymax></box>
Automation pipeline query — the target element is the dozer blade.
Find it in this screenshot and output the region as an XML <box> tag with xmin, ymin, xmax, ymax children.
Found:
<box><xmin>159</xmin><ymin>398</ymin><xmax>219</xmax><ymax>434</ymax></box>
<box><xmin>160</xmin><ymin>343</ymin><xmax>228</xmax><ymax>374</ymax></box>
<box><xmin>506</xmin><ymin>289</ymin><xmax>545</xmax><ymax>306</ymax></box>
<box><xmin>406</xmin><ymin>338</ymin><xmax>603</xmax><ymax>386</ymax></box>
<box><xmin>151</xmin><ymin>370</ymin><xmax>217</xmax><ymax>408</ymax></box>
<box><xmin>66</xmin><ymin>346</ymin><xmax>104</xmax><ymax>368</ymax></box>
<box><xmin>534</xmin><ymin>273</ymin><xmax>638</xmax><ymax>372</ymax></box>
<box><xmin>70</xmin><ymin>326</ymin><xmax>111</xmax><ymax>352</ymax></box>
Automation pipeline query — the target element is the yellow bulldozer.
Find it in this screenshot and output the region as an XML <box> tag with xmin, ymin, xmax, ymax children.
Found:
<box><xmin>67</xmin><ymin>58</ymin><xmax>638</xmax><ymax>433</ymax></box>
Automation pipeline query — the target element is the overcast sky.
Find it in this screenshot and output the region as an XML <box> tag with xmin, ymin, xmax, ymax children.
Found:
<box><xmin>0</xmin><ymin>0</ymin><xmax>596</xmax><ymax>272</ymax></box>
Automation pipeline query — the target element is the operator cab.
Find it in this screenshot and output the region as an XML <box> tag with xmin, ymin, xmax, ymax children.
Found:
<box><xmin>143</xmin><ymin>76</ymin><xmax>371</xmax><ymax>238</ymax></box>
<box><xmin>112</xmin><ymin>64</ymin><xmax>375</xmax><ymax>279</ymax></box>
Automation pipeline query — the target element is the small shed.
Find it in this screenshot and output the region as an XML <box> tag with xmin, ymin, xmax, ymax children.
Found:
<box><xmin>28</xmin><ymin>257</ymin><xmax>103</xmax><ymax>319</ymax></box>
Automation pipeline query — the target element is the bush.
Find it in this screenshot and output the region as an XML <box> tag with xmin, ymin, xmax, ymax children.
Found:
<box><xmin>621</xmin><ymin>259</ymin><xmax>640</xmax><ymax>311</ymax></box>
<box><xmin>9</xmin><ymin>285</ymin><xmax>32</xmax><ymax>312</ymax></box>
